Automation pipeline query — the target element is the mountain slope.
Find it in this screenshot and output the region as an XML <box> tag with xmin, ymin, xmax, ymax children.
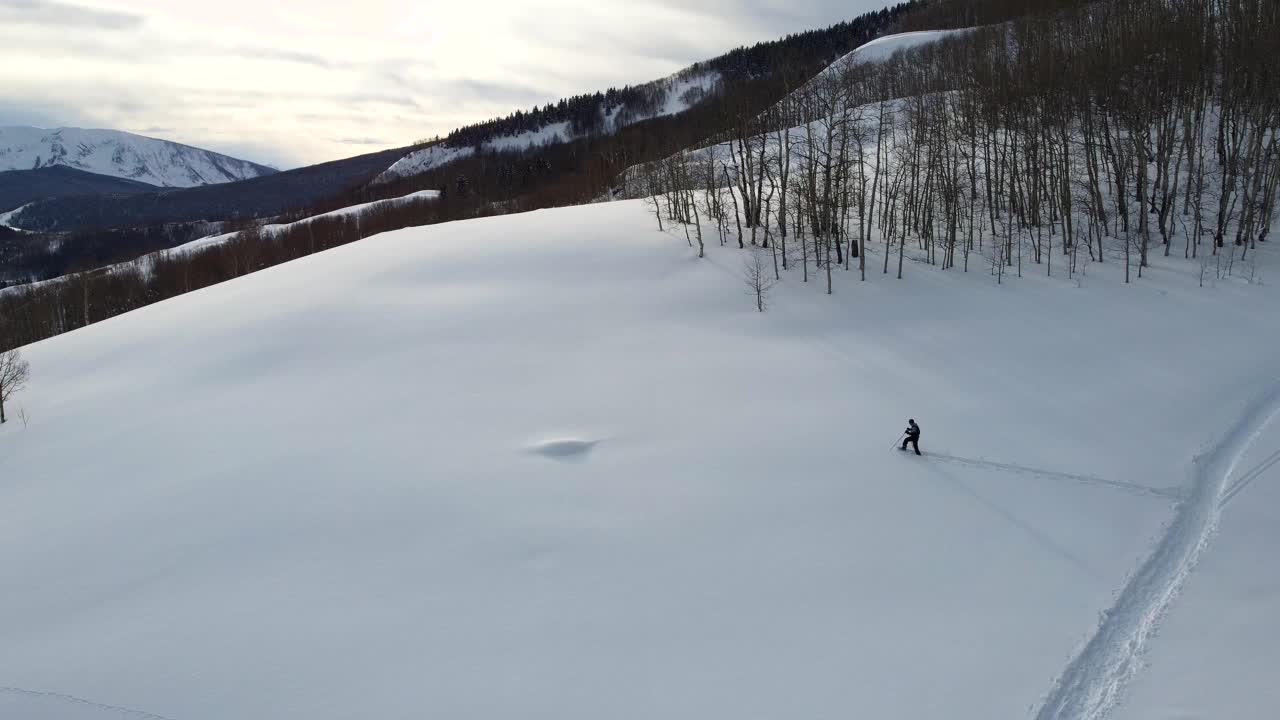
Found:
<box><xmin>377</xmin><ymin>69</ymin><xmax>723</xmax><ymax>184</ymax></box>
<box><xmin>2</xmin><ymin>199</ymin><xmax>1278</xmax><ymax>720</ymax></box>
<box><xmin>0</xmin><ymin>144</ymin><xmax>418</xmax><ymax>232</ymax></box>
<box><xmin>0</xmin><ymin>165</ymin><xmax>158</xmax><ymax>213</ymax></box>
<box><xmin>373</xmin><ymin>5</ymin><xmax>913</xmax><ymax>186</ymax></box>
<box><xmin>0</xmin><ymin>126</ymin><xmax>276</xmax><ymax>188</ymax></box>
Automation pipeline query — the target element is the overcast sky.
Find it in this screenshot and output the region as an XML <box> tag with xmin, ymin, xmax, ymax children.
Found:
<box><xmin>0</xmin><ymin>0</ymin><xmax>884</xmax><ymax>168</ymax></box>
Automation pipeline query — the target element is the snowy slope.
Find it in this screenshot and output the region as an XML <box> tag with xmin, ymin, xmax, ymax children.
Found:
<box><xmin>0</xmin><ymin>190</ymin><xmax>440</xmax><ymax>296</ymax></box>
<box><xmin>0</xmin><ymin>202</ymin><xmax>30</xmax><ymax>226</ymax></box>
<box><xmin>1114</xmin><ymin>426</ymin><xmax>1280</xmax><ymax>720</ymax></box>
<box><xmin>768</xmin><ymin>29</ymin><xmax>971</xmax><ymax>111</ymax></box>
<box><xmin>2</xmin><ymin>199</ymin><xmax>1277</xmax><ymax>720</ymax></box>
<box><xmin>375</xmin><ymin>143</ymin><xmax>476</xmax><ymax>183</ymax></box>
<box><xmin>624</xmin><ymin>69</ymin><xmax>720</xmax><ymax>124</ymax></box>
<box><xmin>0</xmin><ymin>126</ymin><xmax>276</xmax><ymax>188</ymax></box>
<box><xmin>622</xmin><ymin>29</ymin><xmax>972</xmax><ymax>192</ymax></box>
<box><xmin>484</xmin><ymin>121</ymin><xmax>574</xmax><ymax>152</ymax></box>
<box><xmin>172</xmin><ymin>189</ymin><xmax>441</xmax><ymax>255</ymax></box>
<box><xmin>834</xmin><ymin>28</ymin><xmax>970</xmax><ymax>67</ymax></box>
<box><xmin>376</xmin><ymin>70</ymin><xmax>720</xmax><ymax>183</ymax></box>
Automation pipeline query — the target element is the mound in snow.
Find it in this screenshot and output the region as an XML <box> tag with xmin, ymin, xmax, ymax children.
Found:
<box><xmin>1</xmin><ymin>200</ymin><xmax>1277</xmax><ymax>720</ymax></box>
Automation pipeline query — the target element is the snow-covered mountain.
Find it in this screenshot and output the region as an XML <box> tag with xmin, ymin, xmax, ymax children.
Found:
<box><xmin>818</xmin><ymin>28</ymin><xmax>970</xmax><ymax>77</ymax></box>
<box><xmin>375</xmin><ymin>69</ymin><xmax>721</xmax><ymax>184</ymax></box>
<box><xmin>0</xmin><ymin>126</ymin><xmax>277</xmax><ymax>188</ymax></box>
<box><xmin>377</xmin><ymin>31</ymin><xmax>966</xmax><ymax>186</ymax></box>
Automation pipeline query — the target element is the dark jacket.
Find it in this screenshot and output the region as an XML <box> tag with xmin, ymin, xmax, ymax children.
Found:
<box><xmin>905</xmin><ymin>421</ymin><xmax>921</xmax><ymax>439</ymax></box>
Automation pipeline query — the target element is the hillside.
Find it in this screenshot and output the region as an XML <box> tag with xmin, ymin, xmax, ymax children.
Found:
<box><xmin>0</xmin><ymin>126</ymin><xmax>276</xmax><ymax>187</ymax></box>
<box><xmin>0</xmin><ymin>165</ymin><xmax>158</xmax><ymax>214</ymax></box>
<box><xmin>2</xmin><ymin>4</ymin><xmax>917</xmax><ymax>239</ymax></box>
<box><xmin>1</xmin><ymin>144</ymin><xmax>419</xmax><ymax>233</ymax></box>
<box><xmin>2</xmin><ymin>199</ymin><xmax>1278</xmax><ymax>719</ymax></box>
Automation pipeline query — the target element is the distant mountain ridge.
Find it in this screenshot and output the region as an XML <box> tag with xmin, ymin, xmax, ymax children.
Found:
<box><xmin>0</xmin><ymin>165</ymin><xmax>158</xmax><ymax>214</ymax></box>
<box><xmin>0</xmin><ymin>144</ymin><xmax>419</xmax><ymax>232</ymax></box>
<box><xmin>0</xmin><ymin>126</ymin><xmax>277</xmax><ymax>188</ymax></box>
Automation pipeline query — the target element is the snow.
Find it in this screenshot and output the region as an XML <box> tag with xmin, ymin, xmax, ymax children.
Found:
<box><xmin>841</xmin><ymin>29</ymin><xmax>972</xmax><ymax>66</ymax></box>
<box><xmin>374</xmin><ymin>143</ymin><xmax>476</xmax><ymax>183</ymax></box>
<box><xmin>0</xmin><ymin>202</ymin><xmax>31</xmax><ymax>226</ymax></box>
<box><xmin>1114</xmin><ymin>415</ymin><xmax>1280</xmax><ymax>720</ymax></box>
<box><xmin>0</xmin><ymin>126</ymin><xmax>273</xmax><ymax>188</ymax></box>
<box><xmin>172</xmin><ymin>189</ymin><xmax>441</xmax><ymax>255</ymax></box>
<box><xmin>772</xmin><ymin>29</ymin><xmax>972</xmax><ymax>110</ymax></box>
<box><xmin>2</xmin><ymin>198</ymin><xmax>1277</xmax><ymax>720</ymax></box>
<box><xmin>652</xmin><ymin>71</ymin><xmax>721</xmax><ymax>120</ymax></box>
<box><xmin>484</xmin><ymin>121</ymin><xmax>572</xmax><ymax>152</ymax></box>
<box><xmin>1035</xmin><ymin>385</ymin><xmax>1280</xmax><ymax>720</ymax></box>
<box><xmin>377</xmin><ymin>70</ymin><xmax>721</xmax><ymax>182</ymax></box>
<box><xmin>0</xmin><ymin>190</ymin><xmax>440</xmax><ymax>298</ymax></box>
<box><xmin>623</xmin><ymin>31</ymin><xmax>974</xmax><ymax>191</ymax></box>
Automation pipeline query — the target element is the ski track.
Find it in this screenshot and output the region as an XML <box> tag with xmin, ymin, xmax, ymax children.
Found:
<box><xmin>924</xmin><ymin>453</ymin><xmax>1181</xmax><ymax>501</ymax></box>
<box><xmin>0</xmin><ymin>686</ymin><xmax>179</xmax><ymax>720</ymax></box>
<box><xmin>1031</xmin><ymin>383</ymin><xmax>1280</xmax><ymax>720</ymax></box>
<box><xmin>1218</xmin><ymin>446</ymin><xmax>1280</xmax><ymax>507</ymax></box>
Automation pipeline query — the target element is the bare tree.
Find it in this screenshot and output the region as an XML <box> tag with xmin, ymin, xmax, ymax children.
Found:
<box><xmin>643</xmin><ymin>171</ymin><xmax>665</xmax><ymax>232</ymax></box>
<box><xmin>0</xmin><ymin>348</ymin><xmax>31</xmax><ymax>424</ymax></box>
<box><xmin>743</xmin><ymin>249</ymin><xmax>777</xmax><ymax>312</ymax></box>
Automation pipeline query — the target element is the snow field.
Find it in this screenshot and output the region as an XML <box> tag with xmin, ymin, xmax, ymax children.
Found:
<box><xmin>1</xmin><ymin>199</ymin><xmax>1277</xmax><ymax>720</ymax></box>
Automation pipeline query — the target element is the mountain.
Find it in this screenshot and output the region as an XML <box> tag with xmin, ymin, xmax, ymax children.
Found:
<box><xmin>0</xmin><ymin>144</ymin><xmax>419</xmax><ymax>232</ymax></box>
<box><xmin>376</xmin><ymin>68</ymin><xmax>723</xmax><ymax>184</ymax></box>
<box><xmin>372</xmin><ymin>8</ymin><xmax>911</xmax><ymax>186</ymax></box>
<box><xmin>0</xmin><ymin>5</ymin><xmax>917</xmax><ymax>234</ymax></box>
<box><xmin>0</xmin><ymin>165</ymin><xmax>158</xmax><ymax>214</ymax></box>
<box><xmin>0</xmin><ymin>126</ymin><xmax>277</xmax><ymax>188</ymax></box>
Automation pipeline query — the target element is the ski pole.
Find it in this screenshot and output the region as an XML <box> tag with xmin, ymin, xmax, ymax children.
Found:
<box><xmin>891</xmin><ymin>432</ymin><xmax>906</xmax><ymax>450</ymax></box>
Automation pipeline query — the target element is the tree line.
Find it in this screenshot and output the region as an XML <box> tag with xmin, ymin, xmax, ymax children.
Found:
<box><xmin>446</xmin><ymin>4</ymin><xmax>915</xmax><ymax>150</ymax></box>
<box><xmin>630</xmin><ymin>0</ymin><xmax>1278</xmax><ymax>294</ymax></box>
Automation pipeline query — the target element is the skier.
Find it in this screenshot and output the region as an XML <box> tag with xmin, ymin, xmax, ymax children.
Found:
<box><xmin>899</xmin><ymin>419</ymin><xmax>922</xmax><ymax>455</ymax></box>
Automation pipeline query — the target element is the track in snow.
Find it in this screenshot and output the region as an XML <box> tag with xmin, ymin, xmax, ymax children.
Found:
<box><xmin>923</xmin><ymin>453</ymin><xmax>1181</xmax><ymax>501</ymax></box>
<box><xmin>1031</xmin><ymin>384</ymin><xmax>1280</xmax><ymax>720</ymax></box>
<box><xmin>1218</xmin><ymin>446</ymin><xmax>1280</xmax><ymax>507</ymax></box>
<box><xmin>0</xmin><ymin>686</ymin><xmax>179</xmax><ymax>720</ymax></box>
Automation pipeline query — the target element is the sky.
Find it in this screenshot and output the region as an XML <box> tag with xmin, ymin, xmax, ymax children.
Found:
<box><xmin>0</xmin><ymin>0</ymin><xmax>885</xmax><ymax>168</ymax></box>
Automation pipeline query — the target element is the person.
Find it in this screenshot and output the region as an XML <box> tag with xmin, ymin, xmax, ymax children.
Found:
<box><xmin>900</xmin><ymin>419</ymin><xmax>922</xmax><ymax>455</ymax></box>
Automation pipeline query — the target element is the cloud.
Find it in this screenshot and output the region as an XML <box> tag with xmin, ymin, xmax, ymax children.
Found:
<box><xmin>340</xmin><ymin>92</ymin><xmax>424</xmax><ymax>110</ymax></box>
<box><xmin>0</xmin><ymin>0</ymin><xmax>144</xmax><ymax>30</ymax></box>
<box><xmin>0</xmin><ymin>0</ymin><xmax>894</xmax><ymax>166</ymax></box>
<box><xmin>0</xmin><ymin>97</ymin><xmax>92</xmax><ymax>128</ymax></box>
<box><xmin>584</xmin><ymin>28</ymin><xmax>715</xmax><ymax>70</ymax></box>
<box><xmin>173</xmin><ymin>136</ymin><xmax>300</xmax><ymax>171</ymax></box>
<box><xmin>445</xmin><ymin>78</ymin><xmax>555</xmax><ymax>107</ymax></box>
<box><xmin>332</xmin><ymin>137</ymin><xmax>394</xmax><ymax>146</ymax></box>
<box><xmin>228</xmin><ymin>45</ymin><xmax>350</xmax><ymax>70</ymax></box>
<box><xmin>641</xmin><ymin>0</ymin><xmax>871</xmax><ymax>34</ymax></box>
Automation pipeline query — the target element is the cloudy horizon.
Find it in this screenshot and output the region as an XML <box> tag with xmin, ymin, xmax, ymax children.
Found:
<box><xmin>0</xmin><ymin>0</ymin><xmax>884</xmax><ymax>168</ymax></box>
